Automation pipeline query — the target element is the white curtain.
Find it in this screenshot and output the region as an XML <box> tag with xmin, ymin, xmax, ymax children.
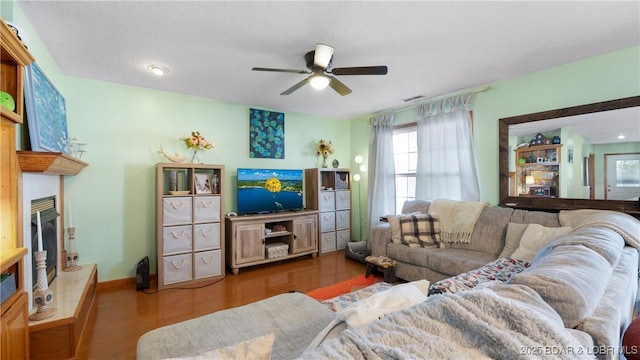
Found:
<box><xmin>367</xmin><ymin>113</ymin><xmax>396</xmax><ymax>235</ymax></box>
<box><xmin>415</xmin><ymin>94</ymin><xmax>480</xmax><ymax>201</ymax></box>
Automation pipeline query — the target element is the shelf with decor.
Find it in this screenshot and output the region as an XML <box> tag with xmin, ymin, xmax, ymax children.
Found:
<box><xmin>1</xmin><ymin>16</ymin><xmax>34</xmax><ymax>360</ymax></box>
<box><xmin>305</xmin><ymin>168</ymin><xmax>352</xmax><ymax>253</ymax></box>
<box><xmin>156</xmin><ymin>163</ymin><xmax>225</xmax><ymax>290</ymax></box>
<box><xmin>514</xmin><ymin>144</ymin><xmax>562</xmax><ymax>197</ymax></box>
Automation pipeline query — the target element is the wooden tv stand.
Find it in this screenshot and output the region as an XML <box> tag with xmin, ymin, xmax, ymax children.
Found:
<box><xmin>29</xmin><ymin>263</ymin><xmax>97</xmax><ymax>360</ymax></box>
<box><xmin>225</xmin><ymin>211</ymin><xmax>318</xmax><ymax>274</ymax></box>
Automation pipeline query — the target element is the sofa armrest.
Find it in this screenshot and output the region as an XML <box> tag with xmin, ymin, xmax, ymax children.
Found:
<box><xmin>371</xmin><ymin>224</ymin><xmax>392</xmax><ymax>256</ymax></box>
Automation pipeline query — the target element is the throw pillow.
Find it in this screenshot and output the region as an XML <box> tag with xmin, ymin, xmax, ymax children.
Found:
<box><xmin>399</xmin><ymin>213</ymin><xmax>441</xmax><ymax>247</ymax></box>
<box><xmin>498</xmin><ymin>222</ymin><xmax>529</xmax><ymax>258</ymax></box>
<box><xmin>167</xmin><ymin>333</ymin><xmax>275</xmax><ymax>360</ymax></box>
<box><xmin>387</xmin><ymin>214</ymin><xmax>402</xmax><ymax>244</ymax></box>
<box><xmin>509</xmin><ymin>224</ymin><xmax>573</xmax><ymax>263</ymax></box>
<box><xmin>388</xmin><ymin>212</ymin><xmax>423</xmax><ymax>244</ymax></box>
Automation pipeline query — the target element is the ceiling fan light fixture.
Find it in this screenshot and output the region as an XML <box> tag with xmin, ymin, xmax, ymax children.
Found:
<box><xmin>314</xmin><ymin>43</ymin><xmax>334</xmax><ymax>68</ymax></box>
<box><xmin>309</xmin><ymin>74</ymin><xmax>330</xmax><ymax>90</ymax></box>
<box><xmin>148</xmin><ymin>64</ymin><xmax>169</xmax><ymax>76</ymax></box>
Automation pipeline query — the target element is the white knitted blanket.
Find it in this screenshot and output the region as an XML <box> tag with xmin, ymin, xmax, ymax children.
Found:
<box><xmin>300</xmin><ymin>284</ymin><xmax>593</xmax><ymax>360</ymax></box>
<box><xmin>427</xmin><ymin>198</ymin><xmax>488</xmax><ymax>243</ymax></box>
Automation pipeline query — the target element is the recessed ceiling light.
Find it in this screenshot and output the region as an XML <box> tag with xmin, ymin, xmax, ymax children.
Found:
<box><xmin>148</xmin><ymin>64</ymin><xmax>169</xmax><ymax>76</ymax></box>
<box><xmin>618</xmin><ymin>134</ymin><xmax>626</xmax><ymax>140</ymax></box>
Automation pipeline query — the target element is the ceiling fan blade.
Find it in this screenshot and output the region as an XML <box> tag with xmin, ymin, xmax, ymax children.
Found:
<box><xmin>314</xmin><ymin>44</ymin><xmax>334</xmax><ymax>68</ymax></box>
<box><xmin>252</xmin><ymin>67</ymin><xmax>310</xmax><ymax>74</ymax></box>
<box><xmin>330</xmin><ymin>66</ymin><xmax>388</xmax><ymax>76</ymax></box>
<box><xmin>280</xmin><ymin>78</ymin><xmax>309</xmax><ymax>95</ymax></box>
<box><xmin>328</xmin><ymin>76</ymin><xmax>352</xmax><ymax>96</ymax></box>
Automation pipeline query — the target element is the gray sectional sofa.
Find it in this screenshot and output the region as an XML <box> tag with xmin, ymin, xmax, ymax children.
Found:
<box><xmin>371</xmin><ymin>199</ymin><xmax>560</xmax><ymax>282</ymax></box>
<box><xmin>138</xmin><ymin>201</ymin><xmax>640</xmax><ymax>359</ymax></box>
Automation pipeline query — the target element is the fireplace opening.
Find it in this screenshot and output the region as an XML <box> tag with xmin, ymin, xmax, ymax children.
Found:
<box><xmin>31</xmin><ymin>196</ymin><xmax>59</xmax><ymax>289</ymax></box>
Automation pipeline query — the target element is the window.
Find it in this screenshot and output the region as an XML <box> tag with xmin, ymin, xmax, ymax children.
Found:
<box><xmin>393</xmin><ymin>124</ymin><xmax>417</xmax><ymax>212</ymax></box>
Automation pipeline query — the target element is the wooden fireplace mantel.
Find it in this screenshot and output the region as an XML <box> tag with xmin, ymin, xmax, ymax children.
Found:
<box><xmin>17</xmin><ymin>151</ymin><xmax>88</xmax><ymax>176</ymax></box>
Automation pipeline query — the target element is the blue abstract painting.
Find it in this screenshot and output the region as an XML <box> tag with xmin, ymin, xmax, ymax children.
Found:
<box><xmin>25</xmin><ymin>62</ymin><xmax>68</xmax><ymax>153</ymax></box>
<box><xmin>249</xmin><ymin>108</ymin><xmax>284</xmax><ymax>159</ymax></box>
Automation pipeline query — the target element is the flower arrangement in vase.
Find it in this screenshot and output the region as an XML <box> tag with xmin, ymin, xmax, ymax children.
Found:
<box><xmin>315</xmin><ymin>139</ymin><xmax>334</xmax><ymax>168</ymax></box>
<box><xmin>184</xmin><ymin>131</ymin><xmax>214</xmax><ymax>163</ymax></box>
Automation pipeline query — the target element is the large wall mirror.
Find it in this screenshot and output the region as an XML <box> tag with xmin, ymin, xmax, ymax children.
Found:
<box><xmin>499</xmin><ymin>96</ymin><xmax>640</xmax><ymax>215</ymax></box>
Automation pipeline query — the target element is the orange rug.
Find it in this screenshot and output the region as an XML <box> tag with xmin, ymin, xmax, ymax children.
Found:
<box><xmin>307</xmin><ymin>274</ymin><xmax>382</xmax><ymax>301</ymax></box>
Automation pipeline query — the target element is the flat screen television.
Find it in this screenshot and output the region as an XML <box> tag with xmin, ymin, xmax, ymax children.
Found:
<box><xmin>236</xmin><ymin>168</ymin><xmax>304</xmax><ymax>214</ymax></box>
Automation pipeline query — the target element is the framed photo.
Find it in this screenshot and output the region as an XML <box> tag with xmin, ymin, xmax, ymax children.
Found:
<box><xmin>24</xmin><ymin>62</ymin><xmax>69</xmax><ymax>153</ymax></box>
<box><xmin>194</xmin><ymin>173</ymin><xmax>212</xmax><ymax>194</ymax></box>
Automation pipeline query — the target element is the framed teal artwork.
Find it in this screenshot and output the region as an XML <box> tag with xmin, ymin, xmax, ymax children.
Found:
<box><xmin>249</xmin><ymin>108</ymin><xmax>284</xmax><ymax>159</ymax></box>
<box><xmin>25</xmin><ymin>62</ymin><xmax>68</xmax><ymax>153</ymax></box>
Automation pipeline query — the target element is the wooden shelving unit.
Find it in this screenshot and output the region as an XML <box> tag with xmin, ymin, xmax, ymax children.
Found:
<box><xmin>305</xmin><ymin>168</ymin><xmax>352</xmax><ymax>253</ymax></box>
<box><xmin>156</xmin><ymin>163</ymin><xmax>226</xmax><ymax>290</ymax></box>
<box><xmin>0</xmin><ymin>17</ymin><xmax>34</xmax><ymax>360</ymax></box>
<box><xmin>514</xmin><ymin>144</ymin><xmax>562</xmax><ymax>197</ymax></box>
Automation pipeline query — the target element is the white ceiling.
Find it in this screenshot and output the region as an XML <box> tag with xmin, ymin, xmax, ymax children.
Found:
<box><xmin>14</xmin><ymin>1</ymin><xmax>640</xmax><ymax>119</ymax></box>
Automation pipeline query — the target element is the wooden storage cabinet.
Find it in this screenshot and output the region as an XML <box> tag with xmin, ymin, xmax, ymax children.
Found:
<box><xmin>305</xmin><ymin>168</ymin><xmax>352</xmax><ymax>253</ymax></box>
<box><xmin>1</xmin><ymin>17</ymin><xmax>34</xmax><ymax>359</ymax></box>
<box><xmin>29</xmin><ymin>264</ymin><xmax>97</xmax><ymax>360</ymax></box>
<box><xmin>225</xmin><ymin>211</ymin><xmax>318</xmax><ymax>274</ymax></box>
<box><xmin>156</xmin><ymin>163</ymin><xmax>225</xmax><ymax>290</ymax></box>
<box><xmin>2</xmin><ymin>291</ymin><xmax>29</xmax><ymax>360</ymax></box>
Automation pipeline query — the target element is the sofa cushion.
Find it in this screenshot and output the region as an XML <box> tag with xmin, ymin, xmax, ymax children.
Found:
<box><xmin>510</xmin><ymin>209</ymin><xmax>561</xmax><ymax>227</ymax></box>
<box><xmin>498</xmin><ymin>222</ymin><xmax>529</xmax><ymax>258</ymax></box>
<box><xmin>509</xmin><ymin>224</ymin><xmax>573</xmax><ymax>263</ymax></box>
<box><xmin>509</xmin><ymin>242</ymin><xmax>614</xmax><ymax>328</ymax></box>
<box><xmin>167</xmin><ymin>333</ymin><xmax>275</xmax><ymax>360</ymax></box>
<box><xmin>535</xmin><ymin>227</ymin><xmax>625</xmax><ymax>266</ymax></box>
<box><xmin>427</xmin><ymin>248</ymin><xmax>498</xmax><ymax>276</ymax></box>
<box><xmin>399</xmin><ymin>214</ymin><xmax>440</xmax><ymax>247</ymax></box>
<box><xmin>450</xmin><ymin>206</ymin><xmax>514</xmax><ymax>256</ymax></box>
<box><xmin>577</xmin><ymin>247</ymin><xmax>638</xmax><ymax>355</ymax></box>
<box><xmin>400</xmin><ymin>199</ymin><xmax>430</xmax><ymax>214</ymax></box>
<box><xmin>386</xmin><ymin>243</ymin><xmax>433</xmax><ymax>268</ymax></box>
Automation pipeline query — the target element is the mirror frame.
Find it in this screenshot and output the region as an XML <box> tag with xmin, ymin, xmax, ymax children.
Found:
<box><xmin>499</xmin><ymin>95</ymin><xmax>640</xmax><ymax>216</ymax></box>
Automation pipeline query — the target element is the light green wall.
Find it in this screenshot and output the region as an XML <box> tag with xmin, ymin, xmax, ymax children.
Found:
<box><xmin>348</xmin><ymin>116</ymin><xmax>369</xmax><ymax>241</ymax></box>
<box><xmin>62</xmin><ymin>78</ymin><xmax>352</xmax><ymax>281</ymax></box>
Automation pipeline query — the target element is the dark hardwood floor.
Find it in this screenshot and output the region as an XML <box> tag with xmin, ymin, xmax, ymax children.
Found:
<box><xmin>77</xmin><ymin>251</ymin><xmax>366</xmax><ymax>359</ymax></box>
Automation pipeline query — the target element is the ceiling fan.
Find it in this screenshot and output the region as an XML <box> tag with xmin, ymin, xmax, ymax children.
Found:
<box><xmin>252</xmin><ymin>44</ymin><xmax>388</xmax><ymax>96</ymax></box>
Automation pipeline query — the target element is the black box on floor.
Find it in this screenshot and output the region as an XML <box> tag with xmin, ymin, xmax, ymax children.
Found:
<box><xmin>136</xmin><ymin>256</ymin><xmax>150</xmax><ymax>291</ymax></box>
